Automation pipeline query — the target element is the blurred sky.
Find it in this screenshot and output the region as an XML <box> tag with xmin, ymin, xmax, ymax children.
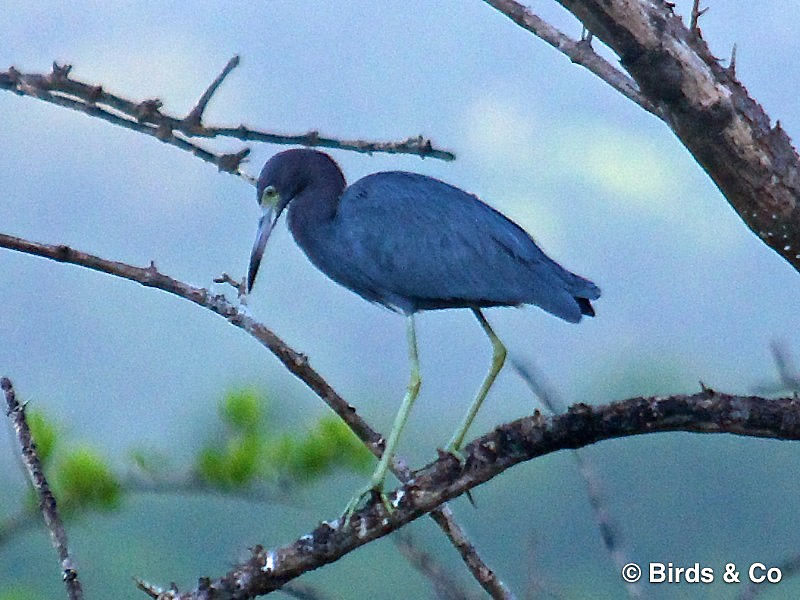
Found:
<box><xmin>2</xmin><ymin>1</ymin><xmax>800</xmax><ymax>598</ymax></box>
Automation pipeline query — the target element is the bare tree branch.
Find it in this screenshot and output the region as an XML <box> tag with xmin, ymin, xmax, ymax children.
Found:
<box><xmin>0</xmin><ymin>61</ymin><xmax>455</xmax><ymax>176</ymax></box>
<box><xmin>394</xmin><ymin>532</ymin><xmax>477</xmax><ymax>600</ymax></box>
<box><xmin>0</xmin><ymin>231</ymin><xmax>511</xmax><ymax>600</ymax></box>
<box><xmin>482</xmin><ymin>0</ymin><xmax>658</xmax><ymax>115</ymax></box>
<box><xmin>426</xmin><ymin>506</ymin><xmax>513</xmax><ymax>599</ymax></box>
<box><xmin>2</xmin><ymin>62</ymin><xmax>249</xmax><ymax>173</ymax></box>
<box><xmin>485</xmin><ymin>0</ymin><xmax>800</xmax><ymax>276</ymax></box>
<box><xmin>152</xmin><ymin>391</ymin><xmax>800</xmax><ymax>599</ymax></box>
<box><xmin>13</xmin><ymin>15</ymin><xmax>799</xmax><ymax>587</ymax></box>
<box><xmin>2</xmin><ymin>378</ymin><xmax>84</xmax><ymax>600</ymax></box>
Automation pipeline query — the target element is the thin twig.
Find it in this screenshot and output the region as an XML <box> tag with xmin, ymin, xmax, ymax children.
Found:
<box><xmin>0</xmin><ymin>466</ymin><xmax>484</xmax><ymax>598</ymax></box>
<box><xmin>0</xmin><ymin>63</ymin><xmax>455</xmax><ymax>170</ymax></box>
<box><xmin>122</xmin><ymin>475</ymin><xmax>298</xmax><ymax>508</ymax></box>
<box><xmin>770</xmin><ymin>342</ymin><xmax>800</xmax><ymax>390</ymax></box>
<box><xmin>738</xmin><ymin>552</ymin><xmax>800</xmax><ymax>599</ymax></box>
<box><xmin>572</xmin><ymin>452</ymin><xmax>643</xmax><ymax>599</ymax></box>
<box><xmin>394</xmin><ymin>532</ymin><xmax>476</xmax><ymax>600</ymax></box>
<box><xmin>511</xmin><ymin>359</ymin><xmax>642</xmax><ymax>599</ymax></box>
<box><xmin>753</xmin><ymin>342</ymin><xmax>800</xmax><ymax>394</ymax></box>
<box><xmin>481</xmin><ymin>0</ymin><xmax>658</xmax><ymax>115</ymax></box>
<box><xmin>213</xmin><ymin>272</ymin><xmax>246</xmax><ymax>297</ymax></box>
<box><xmin>2</xmin><ymin>378</ymin><xmax>84</xmax><ymax>600</ymax></box>
<box><xmin>0</xmin><ymin>231</ymin><xmax>512</xmax><ymax>600</ymax></box>
<box><xmin>690</xmin><ymin>0</ymin><xmax>708</xmax><ymax>34</ymax></box>
<box><xmin>523</xmin><ymin>534</ymin><xmax>564</xmax><ymax>600</ymax></box>
<box><xmin>184</xmin><ymin>55</ymin><xmax>241</xmax><ymax>127</ymax></box>
<box><xmin>427</xmin><ymin>506</ymin><xmax>514</xmax><ymax>599</ymax></box>
<box><xmin>279</xmin><ymin>582</ymin><xmax>336</xmax><ymax>600</ymax></box>
<box><xmin>2</xmin><ymin>64</ymin><xmax>246</xmax><ymax>172</ymax></box>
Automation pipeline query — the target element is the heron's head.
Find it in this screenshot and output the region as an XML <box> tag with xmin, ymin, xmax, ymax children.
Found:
<box><xmin>246</xmin><ymin>149</ymin><xmax>345</xmax><ymax>292</ymax></box>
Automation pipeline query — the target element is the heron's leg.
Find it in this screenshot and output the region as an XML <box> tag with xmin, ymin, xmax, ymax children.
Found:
<box><xmin>343</xmin><ymin>314</ymin><xmax>421</xmax><ymax>520</ymax></box>
<box><xmin>370</xmin><ymin>314</ymin><xmax>421</xmax><ymax>489</ymax></box>
<box><xmin>446</xmin><ymin>308</ymin><xmax>507</xmax><ymax>454</ymax></box>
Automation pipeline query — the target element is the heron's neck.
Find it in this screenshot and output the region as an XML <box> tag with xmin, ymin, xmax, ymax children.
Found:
<box><xmin>287</xmin><ymin>178</ymin><xmax>344</xmax><ymax>243</ymax></box>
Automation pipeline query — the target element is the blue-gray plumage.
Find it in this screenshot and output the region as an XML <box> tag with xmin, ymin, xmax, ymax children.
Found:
<box><xmin>249</xmin><ymin>149</ymin><xmax>598</xmax><ymax>318</ymax></box>
<box><xmin>246</xmin><ymin>148</ymin><xmax>600</xmax><ymax>517</ymax></box>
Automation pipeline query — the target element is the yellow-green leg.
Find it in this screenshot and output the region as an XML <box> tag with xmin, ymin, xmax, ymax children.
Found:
<box><xmin>343</xmin><ymin>314</ymin><xmax>421</xmax><ymax>521</ymax></box>
<box><xmin>446</xmin><ymin>308</ymin><xmax>507</xmax><ymax>453</ymax></box>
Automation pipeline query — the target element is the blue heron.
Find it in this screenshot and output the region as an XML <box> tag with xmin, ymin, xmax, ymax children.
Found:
<box><xmin>247</xmin><ymin>148</ymin><xmax>599</xmax><ymax>514</ymax></box>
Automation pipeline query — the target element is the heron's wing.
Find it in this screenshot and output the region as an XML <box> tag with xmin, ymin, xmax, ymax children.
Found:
<box><xmin>330</xmin><ymin>172</ymin><xmax>598</xmax><ymax>321</ymax></box>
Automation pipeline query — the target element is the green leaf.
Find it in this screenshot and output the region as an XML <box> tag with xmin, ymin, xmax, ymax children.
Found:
<box><xmin>54</xmin><ymin>446</ymin><xmax>120</xmax><ymax>511</ymax></box>
<box><xmin>225</xmin><ymin>433</ymin><xmax>263</xmax><ymax>486</ymax></box>
<box><xmin>197</xmin><ymin>433</ymin><xmax>264</xmax><ymax>488</ymax></box>
<box><xmin>292</xmin><ymin>431</ymin><xmax>334</xmax><ymax>480</ymax></box>
<box><xmin>315</xmin><ymin>417</ymin><xmax>372</xmax><ymax>472</ymax></box>
<box><xmin>197</xmin><ymin>447</ymin><xmax>228</xmax><ymax>487</ymax></box>
<box><xmin>221</xmin><ymin>388</ymin><xmax>264</xmax><ymax>432</ymax></box>
<box><xmin>266</xmin><ymin>417</ymin><xmax>373</xmax><ymax>482</ymax></box>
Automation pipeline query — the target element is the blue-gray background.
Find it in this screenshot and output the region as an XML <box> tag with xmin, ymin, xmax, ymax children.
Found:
<box><xmin>2</xmin><ymin>1</ymin><xmax>799</xmax><ymax>598</ymax></box>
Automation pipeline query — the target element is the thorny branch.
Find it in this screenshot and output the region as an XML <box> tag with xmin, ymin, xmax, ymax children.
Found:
<box><xmin>0</xmin><ymin>59</ymin><xmax>454</xmax><ymax>177</ymax></box>
<box><xmin>6</xmin><ymin>229</ymin><xmax>790</xmax><ymax>599</ymax></box>
<box><xmin>0</xmin><ymin>232</ymin><xmax>512</xmax><ymax>600</ymax></box>
<box><xmin>2</xmin><ymin>378</ymin><xmax>84</xmax><ymax>600</ymax></box>
<box><xmin>6</xmin><ymin>4</ymin><xmax>800</xmax><ymax>593</ymax></box>
<box><xmin>485</xmin><ymin>0</ymin><xmax>800</xmax><ymax>276</ymax></box>
<box><xmin>141</xmin><ymin>391</ymin><xmax>800</xmax><ymax>599</ymax></box>
<box><xmin>482</xmin><ymin>0</ymin><xmax>658</xmax><ymax>115</ymax></box>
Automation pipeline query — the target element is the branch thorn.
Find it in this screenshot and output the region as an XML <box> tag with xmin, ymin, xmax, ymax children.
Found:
<box><xmin>727</xmin><ymin>43</ymin><xmax>737</xmax><ymax>78</ymax></box>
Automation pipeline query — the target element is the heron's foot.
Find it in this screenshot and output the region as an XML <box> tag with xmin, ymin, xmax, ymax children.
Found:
<box><xmin>441</xmin><ymin>445</ymin><xmax>477</xmax><ymax>508</ymax></box>
<box><xmin>442</xmin><ymin>443</ymin><xmax>467</xmax><ymax>468</ymax></box>
<box><xmin>342</xmin><ymin>482</ymin><xmax>394</xmax><ymax>526</ymax></box>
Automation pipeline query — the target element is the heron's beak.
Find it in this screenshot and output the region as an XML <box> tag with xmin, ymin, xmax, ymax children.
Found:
<box><xmin>247</xmin><ymin>205</ymin><xmax>280</xmax><ymax>293</ymax></box>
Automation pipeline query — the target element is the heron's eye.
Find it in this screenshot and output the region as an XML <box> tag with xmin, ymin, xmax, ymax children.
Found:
<box><xmin>261</xmin><ymin>185</ymin><xmax>279</xmax><ymax>206</ymax></box>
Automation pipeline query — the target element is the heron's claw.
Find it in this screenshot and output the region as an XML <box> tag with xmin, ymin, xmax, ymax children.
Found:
<box><xmin>342</xmin><ymin>483</ymin><xmax>394</xmax><ymax>527</ymax></box>
<box><xmin>442</xmin><ymin>444</ymin><xmax>467</xmax><ymax>468</ymax></box>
